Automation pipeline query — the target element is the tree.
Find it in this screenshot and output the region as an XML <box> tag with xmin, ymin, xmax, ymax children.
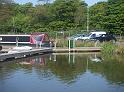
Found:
<box><xmin>0</xmin><ymin>0</ymin><xmax>14</xmax><ymax>4</ymax></box>
<box><xmin>89</xmin><ymin>0</ymin><xmax>124</xmax><ymax>34</ymax></box>
<box><xmin>0</xmin><ymin>0</ymin><xmax>14</xmax><ymax>23</ymax></box>
<box><xmin>108</xmin><ymin>0</ymin><xmax>124</xmax><ymax>4</ymax></box>
<box><xmin>8</xmin><ymin>14</ymin><xmax>32</xmax><ymax>33</ymax></box>
<box><xmin>103</xmin><ymin>0</ymin><xmax>124</xmax><ymax>34</ymax></box>
<box><xmin>89</xmin><ymin>2</ymin><xmax>108</xmax><ymax>31</ymax></box>
<box><xmin>49</xmin><ymin>0</ymin><xmax>87</xmax><ymax>31</ymax></box>
<box><xmin>0</xmin><ymin>0</ymin><xmax>88</xmax><ymax>33</ymax></box>
<box><xmin>0</xmin><ymin>0</ymin><xmax>15</xmax><ymax>33</ymax></box>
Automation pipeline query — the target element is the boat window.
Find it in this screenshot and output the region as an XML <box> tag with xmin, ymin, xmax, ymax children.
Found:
<box><xmin>1</xmin><ymin>36</ymin><xmax>30</xmax><ymax>42</ymax></box>
<box><xmin>0</xmin><ymin>37</ymin><xmax>2</xmax><ymax>41</ymax></box>
<box><xmin>2</xmin><ymin>36</ymin><xmax>16</xmax><ymax>42</ymax></box>
<box><xmin>34</xmin><ymin>36</ymin><xmax>42</xmax><ymax>41</ymax></box>
<box><xmin>18</xmin><ymin>36</ymin><xmax>30</xmax><ymax>42</ymax></box>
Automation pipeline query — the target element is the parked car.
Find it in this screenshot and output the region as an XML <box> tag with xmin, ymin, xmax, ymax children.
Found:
<box><xmin>91</xmin><ymin>34</ymin><xmax>117</xmax><ymax>42</ymax></box>
<box><xmin>80</xmin><ymin>31</ymin><xmax>106</xmax><ymax>40</ymax></box>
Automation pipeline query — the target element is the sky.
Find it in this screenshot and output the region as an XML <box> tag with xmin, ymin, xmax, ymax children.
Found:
<box><xmin>85</xmin><ymin>0</ymin><xmax>107</xmax><ymax>6</ymax></box>
<box><xmin>14</xmin><ymin>0</ymin><xmax>107</xmax><ymax>6</ymax></box>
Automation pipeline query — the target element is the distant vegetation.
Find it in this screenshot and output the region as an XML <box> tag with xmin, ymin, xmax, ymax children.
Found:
<box><xmin>89</xmin><ymin>0</ymin><xmax>124</xmax><ymax>35</ymax></box>
<box><xmin>0</xmin><ymin>0</ymin><xmax>123</xmax><ymax>35</ymax></box>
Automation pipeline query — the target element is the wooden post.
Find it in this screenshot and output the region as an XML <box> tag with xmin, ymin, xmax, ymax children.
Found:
<box><xmin>40</xmin><ymin>42</ymin><xmax>42</xmax><ymax>48</ymax></box>
<box><xmin>68</xmin><ymin>33</ymin><xmax>70</xmax><ymax>52</ymax></box>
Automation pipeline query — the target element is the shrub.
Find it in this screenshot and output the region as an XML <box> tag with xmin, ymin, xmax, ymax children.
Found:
<box><xmin>101</xmin><ymin>42</ymin><xmax>116</xmax><ymax>54</ymax></box>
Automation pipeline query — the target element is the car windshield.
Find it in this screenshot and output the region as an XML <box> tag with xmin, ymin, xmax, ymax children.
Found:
<box><xmin>85</xmin><ymin>33</ymin><xmax>91</xmax><ymax>37</ymax></box>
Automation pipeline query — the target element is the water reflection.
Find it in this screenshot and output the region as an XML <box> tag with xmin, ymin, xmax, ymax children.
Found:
<box><xmin>88</xmin><ymin>54</ymin><xmax>124</xmax><ymax>86</ymax></box>
<box><xmin>89</xmin><ymin>54</ymin><xmax>103</xmax><ymax>62</ymax></box>
<box><xmin>48</xmin><ymin>53</ymin><xmax>87</xmax><ymax>84</ymax></box>
<box><xmin>0</xmin><ymin>53</ymin><xmax>124</xmax><ymax>91</ymax></box>
<box><xmin>17</xmin><ymin>56</ymin><xmax>46</xmax><ymax>66</ymax></box>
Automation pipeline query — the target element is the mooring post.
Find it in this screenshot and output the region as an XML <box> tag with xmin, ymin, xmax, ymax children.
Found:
<box><xmin>39</xmin><ymin>42</ymin><xmax>42</xmax><ymax>48</ymax></box>
<box><xmin>69</xmin><ymin>39</ymin><xmax>70</xmax><ymax>52</ymax></box>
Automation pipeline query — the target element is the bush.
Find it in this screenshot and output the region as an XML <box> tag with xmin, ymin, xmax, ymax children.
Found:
<box><xmin>101</xmin><ymin>42</ymin><xmax>116</xmax><ymax>54</ymax></box>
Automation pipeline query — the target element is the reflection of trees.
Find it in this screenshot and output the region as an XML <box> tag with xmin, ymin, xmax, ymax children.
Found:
<box><xmin>47</xmin><ymin>54</ymin><xmax>87</xmax><ymax>84</ymax></box>
<box><xmin>0</xmin><ymin>62</ymin><xmax>19</xmax><ymax>80</ymax></box>
<box><xmin>88</xmin><ymin>54</ymin><xmax>124</xmax><ymax>85</ymax></box>
<box><xmin>0</xmin><ymin>54</ymin><xmax>51</xmax><ymax>80</ymax></box>
<box><xmin>17</xmin><ymin>54</ymin><xmax>54</xmax><ymax>80</ymax></box>
<box><xmin>0</xmin><ymin>54</ymin><xmax>87</xmax><ymax>84</ymax></box>
<box><xmin>1</xmin><ymin>53</ymin><xmax>124</xmax><ymax>86</ymax></box>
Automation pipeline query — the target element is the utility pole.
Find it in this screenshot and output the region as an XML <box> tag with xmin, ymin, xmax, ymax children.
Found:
<box><xmin>87</xmin><ymin>6</ymin><xmax>89</xmax><ymax>32</ymax></box>
<box><xmin>12</xmin><ymin>17</ymin><xmax>15</xmax><ymax>33</ymax></box>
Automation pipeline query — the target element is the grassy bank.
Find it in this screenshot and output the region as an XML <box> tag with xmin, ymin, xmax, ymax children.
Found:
<box><xmin>55</xmin><ymin>39</ymin><xmax>96</xmax><ymax>47</ymax></box>
<box><xmin>55</xmin><ymin>39</ymin><xmax>124</xmax><ymax>54</ymax></box>
<box><xmin>100</xmin><ymin>42</ymin><xmax>124</xmax><ymax>54</ymax></box>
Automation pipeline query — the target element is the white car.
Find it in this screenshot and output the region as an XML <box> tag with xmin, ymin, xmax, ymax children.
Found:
<box><xmin>80</xmin><ymin>31</ymin><xmax>106</xmax><ymax>40</ymax></box>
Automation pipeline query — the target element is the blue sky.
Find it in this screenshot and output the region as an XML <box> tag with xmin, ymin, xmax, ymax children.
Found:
<box><xmin>85</xmin><ymin>0</ymin><xmax>107</xmax><ymax>6</ymax></box>
<box><xmin>14</xmin><ymin>0</ymin><xmax>107</xmax><ymax>6</ymax></box>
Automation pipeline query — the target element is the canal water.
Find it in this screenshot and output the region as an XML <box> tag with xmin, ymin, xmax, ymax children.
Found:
<box><xmin>0</xmin><ymin>53</ymin><xmax>124</xmax><ymax>92</ymax></box>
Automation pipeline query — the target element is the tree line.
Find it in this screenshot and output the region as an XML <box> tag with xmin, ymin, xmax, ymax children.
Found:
<box><xmin>0</xmin><ymin>0</ymin><xmax>123</xmax><ymax>34</ymax></box>
<box><xmin>89</xmin><ymin>0</ymin><xmax>124</xmax><ymax>34</ymax></box>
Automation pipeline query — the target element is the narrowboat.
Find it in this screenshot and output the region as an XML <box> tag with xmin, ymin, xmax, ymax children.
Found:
<box><xmin>0</xmin><ymin>33</ymin><xmax>53</xmax><ymax>47</ymax></box>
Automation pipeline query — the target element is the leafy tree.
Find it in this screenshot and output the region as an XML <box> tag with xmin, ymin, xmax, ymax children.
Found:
<box><xmin>103</xmin><ymin>0</ymin><xmax>124</xmax><ymax>34</ymax></box>
<box><xmin>9</xmin><ymin>14</ymin><xmax>32</xmax><ymax>33</ymax></box>
<box><xmin>14</xmin><ymin>3</ymin><xmax>33</xmax><ymax>15</ymax></box>
<box><xmin>89</xmin><ymin>0</ymin><xmax>124</xmax><ymax>34</ymax></box>
<box><xmin>49</xmin><ymin>0</ymin><xmax>87</xmax><ymax>31</ymax></box>
<box><xmin>108</xmin><ymin>0</ymin><xmax>124</xmax><ymax>4</ymax></box>
<box><xmin>0</xmin><ymin>0</ymin><xmax>123</xmax><ymax>35</ymax></box>
<box><xmin>0</xmin><ymin>0</ymin><xmax>14</xmax><ymax>4</ymax></box>
<box><xmin>0</xmin><ymin>0</ymin><xmax>15</xmax><ymax>33</ymax></box>
<box><xmin>89</xmin><ymin>2</ymin><xmax>108</xmax><ymax>31</ymax></box>
<box><xmin>0</xmin><ymin>0</ymin><xmax>14</xmax><ymax>22</ymax></box>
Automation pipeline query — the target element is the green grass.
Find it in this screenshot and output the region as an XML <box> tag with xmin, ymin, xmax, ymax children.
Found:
<box><xmin>100</xmin><ymin>42</ymin><xmax>116</xmax><ymax>54</ymax></box>
<box><xmin>53</xmin><ymin>38</ymin><xmax>124</xmax><ymax>54</ymax></box>
<box><xmin>100</xmin><ymin>42</ymin><xmax>124</xmax><ymax>54</ymax></box>
<box><xmin>55</xmin><ymin>39</ymin><xmax>96</xmax><ymax>48</ymax></box>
